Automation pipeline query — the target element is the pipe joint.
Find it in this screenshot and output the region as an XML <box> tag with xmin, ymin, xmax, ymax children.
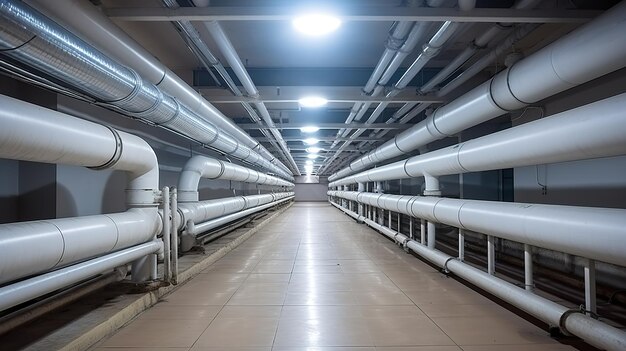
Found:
<box><xmin>126</xmin><ymin>189</ymin><xmax>161</xmax><ymax>207</ymax></box>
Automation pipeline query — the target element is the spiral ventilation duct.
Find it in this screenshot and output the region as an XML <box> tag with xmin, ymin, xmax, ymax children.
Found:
<box><xmin>0</xmin><ymin>0</ymin><xmax>293</xmax><ymax>181</ymax></box>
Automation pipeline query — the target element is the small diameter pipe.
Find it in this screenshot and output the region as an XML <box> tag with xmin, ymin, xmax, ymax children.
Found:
<box><xmin>0</xmin><ymin>241</ymin><xmax>161</xmax><ymax>312</ymax></box>
<box><xmin>193</xmin><ymin>196</ymin><xmax>294</xmax><ymax>234</ymax></box>
<box><xmin>524</xmin><ymin>243</ymin><xmax>533</xmax><ymax>291</ymax></box>
<box><xmin>331</xmin><ymin>204</ymin><xmax>626</xmax><ymax>351</ymax></box>
<box><xmin>162</xmin><ymin>186</ymin><xmax>171</xmax><ymax>283</ymax></box>
<box><xmin>170</xmin><ymin>188</ymin><xmax>178</xmax><ymax>285</ymax></box>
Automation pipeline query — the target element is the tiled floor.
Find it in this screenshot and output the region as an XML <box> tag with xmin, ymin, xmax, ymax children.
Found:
<box><xmin>94</xmin><ymin>202</ymin><xmax>574</xmax><ymax>351</ymax></box>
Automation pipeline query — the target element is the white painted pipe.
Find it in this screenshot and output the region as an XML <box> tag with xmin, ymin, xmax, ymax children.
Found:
<box><xmin>330</xmin><ymin>202</ymin><xmax>626</xmax><ymax>351</ymax></box>
<box><xmin>330</xmin><ymin>93</ymin><xmax>626</xmax><ymax>187</ymax></box>
<box><xmin>26</xmin><ymin>0</ymin><xmax>290</xmax><ymax>176</ymax></box>
<box><xmin>328</xmin><ymin>2</ymin><xmax>626</xmax><ymax>181</ymax></box>
<box><xmin>0</xmin><ymin>241</ymin><xmax>161</xmax><ymax>312</ymax></box>
<box><xmin>193</xmin><ymin>195</ymin><xmax>294</xmax><ymax>234</ymax></box>
<box><xmin>0</xmin><ymin>95</ymin><xmax>162</xmax><ymax>285</ymax></box>
<box><xmin>202</xmin><ymin>20</ymin><xmax>299</xmax><ymax>175</ymax></box>
<box><xmin>328</xmin><ymin>191</ymin><xmax>626</xmax><ymax>268</ymax></box>
<box><xmin>162</xmin><ymin>187</ymin><xmax>171</xmax><ymax>282</ymax></box>
<box><xmin>177</xmin><ymin>192</ymin><xmax>294</xmax><ymax>232</ymax></box>
<box><xmin>178</xmin><ymin>155</ymin><xmax>294</xmax><ymax>202</ymax></box>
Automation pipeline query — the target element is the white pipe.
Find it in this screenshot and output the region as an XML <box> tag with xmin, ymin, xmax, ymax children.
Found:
<box><xmin>330</xmin><ymin>202</ymin><xmax>626</xmax><ymax>351</ymax></box>
<box><xmin>330</xmin><ymin>93</ymin><xmax>626</xmax><ymax>187</ymax></box>
<box><xmin>0</xmin><ymin>241</ymin><xmax>161</xmax><ymax>312</ymax></box>
<box><xmin>202</xmin><ymin>20</ymin><xmax>300</xmax><ymax>175</ymax></box>
<box><xmin>328</xmin><ymin>191</ymin><xmax>626</xmax><ymax>268</ymax></box>
<box><xmin>0</xmin><ymin>95</ymin><xmax>162</xmax><ymax>285</ymax></box>
<box><xmin>193</xmin><ymin>195</ymin><xmax>294</xmax><ymax>234</ymax></box>
<box><xmin>26</xmin><ymin>0</ymin><xmax>290</xmax><ymax>176</ymax></box>
<box><xmin>178</xmin><ymin>155</ymin><xmax>294</xmax><ymax>202</ymax></box>
<box><xmin>328</xmin><ymin>2</ymin><xmax>626</xmax><ymax>181</ymax></box>
<box><xmin>524</xmin><ymin>244</ymin><xmax>533</xmax><ymax>291</ymax></box>
<box><xmin>177</xmin><ymin>192</ymin><xmax>294</xmax><ymax>231</ymax></box>
<box><xmin>162</xmin><ymin>187</ymin><xmax>171</xmax><ymax>282</ymax></box>
<box><xmin>170</xmin><ymin>188</ymin><xmax>179</xmax><ymax>284</ymax></box>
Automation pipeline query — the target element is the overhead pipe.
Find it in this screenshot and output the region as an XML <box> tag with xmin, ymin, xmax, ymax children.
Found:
<box><xmin>0</xmin><ymin>95</ymin><xmax>162</xmax><ymax>285</ymax></box>
<box><xmin>330</xmin><ymin>94</ymin><xmax>626</xmax><ymax>187</ymax></box>
<box><xmin>329</xmin><ymin>190</ymin><xmax>626</xmax><ymax>267</ymax></box>
<box><xmin>0</xmin><ymin>241</ymin><xmax>161</xmax><ymax>312</ymax></box>
<box><xmin>328</xmin><ymin>1</ymin><xmax>626</xmax><ymax>181</ymax></box>
<box><xmin>160</xmin><ymin>0</ymin><xmax>285</xmax><ymax>161</ymax></box>
<box><xmin>329</xmin><ymin>202</ymin><xmax>626</xmax><ymax>351</ymax></box>
<box><xmin>178</xmin><ymin>155</ymin><xmax>294</xmax><ymax>202</ymax></box>
<box><xmin>202</xmin><ymin>20</ymin><xmax>300</xmax><ymax>175</ymax></box>
<box><xmin>0</xmin><ymin>0</ymin><xmax>293</xmax><ymax>181</ymax></box>
<box><xmin>322</xmin><ymin>3</ymin><xmax>469</xmax><ymax>173</ymax></box>
<box><xmin>26</xmin><ymin>0</ymin><xmax>291</xmax><ymax>177</ymax></box>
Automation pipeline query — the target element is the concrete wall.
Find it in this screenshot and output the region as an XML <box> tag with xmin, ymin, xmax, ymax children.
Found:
<box><xmin>294</xmin><ymin>175</ymin><xmax>329</xmax><ymax>202</ymax></box>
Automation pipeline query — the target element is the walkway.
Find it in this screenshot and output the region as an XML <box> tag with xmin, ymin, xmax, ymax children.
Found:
<box><xmin>94</xmin><ymin>202</ymin><xmax>573</xmax><ymax>351</ymax></box>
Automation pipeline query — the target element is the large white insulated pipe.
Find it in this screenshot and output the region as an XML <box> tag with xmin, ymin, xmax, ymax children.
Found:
<box><xmin>328</xmin><ymin>191</ymin><xmax>626</xmax><ymax>267</ymax></box>
<box><xmin>25</xmin><ymin>0</ymin><xmax>291</xmax><ymax>177</ymax></box>
<box><xmin>330</xmin><ymin>93</ymin><xmax>626</xmax><ymax>187</ymax></box>
<box><xmin>328</xmin><ymin>1</ymin><xmax>626</xmax><ymax>182</ymax></box>
<box><xmin>0</xmin><ymin>0</ymin><xmax>293</xmax><ymax>181</ymax></box>
<box><xmin>178</xmin><ymin>155</ymin><xmax>294</xmax><ymax>202</ymax></box>
<box><xmin>329</xmin><ymin>202</ymin><xmax>626</xmax><ymax>351</ymax></box>
<box><xmin>0</xmin><ymin>241</ymin><xmax>161</xmax><ymax>312</ymax></box>
<box><xmin>0</xmin><ymin>95</ymin><xmax>162</xmax><ymax>285</ymax></box>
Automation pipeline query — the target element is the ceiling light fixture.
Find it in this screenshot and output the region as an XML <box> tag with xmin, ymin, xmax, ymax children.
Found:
<box><xmin>305</xmin><ymin>160</ymin><xmax>313</xmax><ymax>165</ymax></box>
<box><xmin>307</xmin><ymin>154</ymin><xmax>320</xmax><ymax>159</ymax></box>
<box><xmin>300</xmin><ymin>125</ymin><xmax>320</xmax><ymax>133</ymax></box>
<box><xmin>306</xmin><ymin>147</ymin><xmax>321</xmax><ymax>153</ymax></box>
<box><xmin>292</xmin><ymin>14</ymin><xmax>341</xmax><ymax>36</ymax></box>
<box><xmin>298</xmin><ymin>96</ymin><xmax>328</xmax><ymax>108</ymax></box>
<box><xmin>303</xmin><ymin>138</ymin><xmax>319</xmax><ymax>145</ymax></box>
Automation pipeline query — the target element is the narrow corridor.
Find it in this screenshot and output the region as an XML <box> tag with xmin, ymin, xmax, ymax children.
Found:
<box><xmin>94</xmin><ymin>203</ymin><xmax>572</xmax><ymax>351</ymax></box>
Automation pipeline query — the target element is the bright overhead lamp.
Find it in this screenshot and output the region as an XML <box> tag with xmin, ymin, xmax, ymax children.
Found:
<box><xmin>298</xmin><ymin>96</ymin><xmax>328</xmax><ymax>108</ymax></box>
<box><xmin>292</xmin><ymin>14</ymin><xmax>341</xmax><ymax>36</ymax></box>
<box><xmin>303</xmin><ymin>138</ymin><xmax>319</xmax><ymax>145</ymax></box>
<box><xmin>307</xmin><ymin>154</ymin><xmax>320</xmax><ymax>159</ymax></box>
<box><xmin>305</xmin><ymin>160</ymin><xmax>313</xmax><ymax>165</ymax></box>
<box><xmin>306</xmin><ymin>147</ymin><xmax>321</xmax><ymax>154</ymax></box>
<box><xmin>300</xmin><ymin>125</ymin><xmax>320</xmax><ymax>133</ymax></box>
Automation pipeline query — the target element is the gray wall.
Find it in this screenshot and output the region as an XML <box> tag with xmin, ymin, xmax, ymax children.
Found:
<box><xmin>294</xmin><ymin>183</ymin><xmax>329</xmax><ymax>202</ymax></box>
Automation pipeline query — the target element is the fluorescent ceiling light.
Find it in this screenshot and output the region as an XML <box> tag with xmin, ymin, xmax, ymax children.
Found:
<box><xmin>306</xmin><ymin>147</ymin><xmax>321</xmax><ymax>153</ymax></box>
<box><xmin>300</xmin><ymin>125</ymin><xmax>320</xmax><ymax>133</ymax></box>
<box><xmin>293</xmin><ymin>14</ymin><xmax>341</xmax><ymax>36</ymax></box>
<box><xmin>307</xmin><ymin>154</ymin><xmax>319</xmax><ymax>159</ymax></box>
<box><xmin>298</xmin><ymin>96</ymin><xmax>327</xmax><ymax>108</ymax></box>
<box><xmin>305</xmin><ymin>160</ymin><xmax>313</xmax><ymax>165</ymax></box>
<box><xmin>303</xmin><ymin>138</ymin><xmax>319</xmax><ymax>145</ymax></box>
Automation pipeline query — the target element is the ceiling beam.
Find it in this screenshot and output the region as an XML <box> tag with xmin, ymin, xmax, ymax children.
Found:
<box><xmin>106</xmin><ymin>7</ymin><xmax>599</xmax><ymax>24</ymax></box>
<box><xmin>239</xmin><ymin>123</ymin><xmax>412</xmax><ymax>130</ymax></box>
<box><xmin>259</xmin><ymin>137</ymin><xmax>377</xmax><ymax>142</ymax></box>
<box><xmin>203</xmin><ymin>95</ymin><xmax>445</xmax><ymax>104</ymax></box>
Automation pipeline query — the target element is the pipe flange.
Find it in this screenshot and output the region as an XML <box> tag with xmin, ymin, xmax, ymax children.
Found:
<box><xmin>134</xmin><ymin>87</ymin><xmax>165</xmax><ymax>120</ymax></box>
<box><xmin>442</xmin><ymin>257</ymin><xmax>456</xmax><ymax>275</ymax></box>
<box><xmin>111</xmin><ymin>67</ymin><xmax>143</xmax><ymax>106</ymax></box>
<box><xmin>89</xmin><ymin>125</ymin><xmax>123</xmax><ymax>170</ymax></box>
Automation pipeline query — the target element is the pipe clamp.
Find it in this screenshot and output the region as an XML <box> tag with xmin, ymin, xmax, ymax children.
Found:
<box><xmin>89</xmin><ymin>125</ymin><xmax>123</xmax><ymax>170</ymax></box>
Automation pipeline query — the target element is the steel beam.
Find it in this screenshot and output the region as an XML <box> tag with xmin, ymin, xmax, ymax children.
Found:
<box><xmin>106</xmin><ymin>7</ymin><xmax>599</xmax><ymax>24</ymax></box>
<box><xmin>239</xmin><ymin>123</ymin><xmax>412</xmax><ymax>130</ymax></box>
